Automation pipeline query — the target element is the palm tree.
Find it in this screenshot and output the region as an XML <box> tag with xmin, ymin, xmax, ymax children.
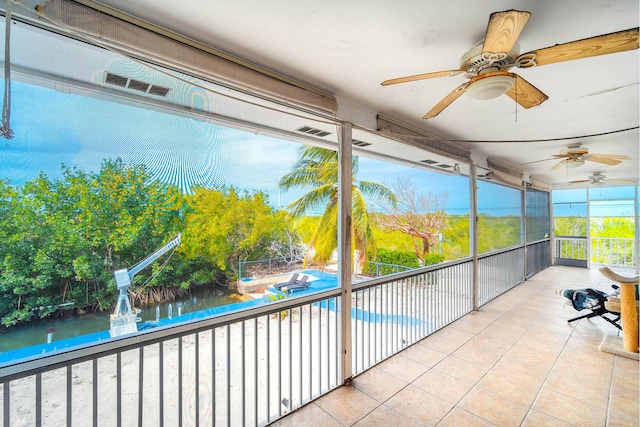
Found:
<box><xmin>279</xmin><ymin>146</ymin><xmax>396</xmax><ymax>268</ymax></box>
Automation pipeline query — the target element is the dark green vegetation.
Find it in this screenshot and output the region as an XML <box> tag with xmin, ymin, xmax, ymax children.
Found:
<box><xmin>0</xmin><ymin>160</ymin><xmax>286</xmax><ymax>327</ymax></box>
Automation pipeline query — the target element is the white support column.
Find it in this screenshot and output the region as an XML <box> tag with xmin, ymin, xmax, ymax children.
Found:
<box><xmin>635</xmin><ymin>185</ymin><xmax>639</xmax><ymax>276</ymax></box>
<box><xmin>586</xmin><ymin>190</ymin><xmax>592</xmax><ymax>269</ymax></box>
<box><xmin>470</xmin><ymin>163</ymin><xmax>479</xmax><ymax>311</ymax></box>
<box><xmin>523</xmin><ymin>182</ymin><xmax>527</xmax><ymax>279</ymax></box>
<box><xmin>338</xmin><ymin>122</ymin><xmax>353</xmax><ymax>384</ymax></box>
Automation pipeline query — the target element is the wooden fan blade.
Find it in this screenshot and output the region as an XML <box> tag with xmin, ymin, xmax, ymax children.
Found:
<box><xmin>516</xmin><ymin>28</ymin><xmax>639</xmax><ymax>68</ymax></box>
<box><xmin>587</xmin><ymin>157</ymin><xmax>622</xmax><ymax>166</ymax></box>
<box><xmin>590</xmin><ymin>154</ymin><xmax>631</xmax><ymax>160</ymax></box>
<box><xmin>611</xmin><ymin>179</ymin><xmax>638</xmax><ymax>184</ymax></box>
<box><xmin>504</xmin><ymin>74</ymin><xmax>548</xmax><ymax>108</ymax></box>
<box><xmin>552</xmin><ymin>160</ymin><xmax>567</xmax><ymax>170</ymax></box>
<box><xmin>482</xmin><ymin>10</ymin><xmax>531</xmax><ymax>55</ymax></box>
<box><xmin>381</xmin><ymin>70</ymin><xmax>463</xmax><ymax>86</ymax></box>
<box><xmin>521</xmin><ymin>157</ymin><xmax>557</xmax><ymax>166</ymax></box>
<box><xmin>422</xmin><ymin>82</ymin><xmax>469</xmax><ymax>119</ymax></box>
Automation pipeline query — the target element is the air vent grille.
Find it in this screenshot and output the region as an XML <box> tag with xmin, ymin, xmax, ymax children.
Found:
<box><xmin>437</xmin><ymin>164</ymin><xmax>452</xmax><ymax>169</ymax></box>
<box><xmin>352</xmin><ymin>139</ymin><xmax>371</xmax><ymax>147</ymax></box>
<box><xmin>420</xmin><ymin>159</ymin><xmax>439</xmax><ymax>165</ymax></box>
<box><xmin>104</xmin><ymin>72</ymin><xmax>171</xmax><ymax>97</ymax></box>
<box><xmin>296</xmin><ymin>126</ymin><xmax>331</xmax><ymax>138</ymax></box>
<box><xmin>128</xmin><ymin>79</ymin><xmax>150</xmax><ymax>92</ymax></box>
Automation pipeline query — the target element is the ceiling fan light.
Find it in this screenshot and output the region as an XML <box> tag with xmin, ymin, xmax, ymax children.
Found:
<box><xmin>566</xmin><ymin>158</ymin><xmax>586</xmax><ymax>168</ymax></box>
<box><xmin>465</xmin><ymin>75</ymin><xmax>515</xmax><ymax>100</ymax></box>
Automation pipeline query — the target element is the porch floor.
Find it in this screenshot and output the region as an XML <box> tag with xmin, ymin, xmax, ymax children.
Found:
<box><xmin>270</xmin><ymin>265</ymin><xmax>639</xmax><ymax>426</ymax></box>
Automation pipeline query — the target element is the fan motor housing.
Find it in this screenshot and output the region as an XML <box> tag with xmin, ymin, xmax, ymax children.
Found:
<box><xmin>460</xmin><ymin>41</ymin><xmax>521</xmax><ymax>77</ymax></box>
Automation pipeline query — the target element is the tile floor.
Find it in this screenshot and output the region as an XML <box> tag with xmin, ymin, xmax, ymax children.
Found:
<box><xmin>270</xmin><ymin>265</ymin><xmax>640</xmax><ymax>427</ymax></box>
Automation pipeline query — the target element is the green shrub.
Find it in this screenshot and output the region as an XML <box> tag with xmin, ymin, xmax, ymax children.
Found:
<box><xmin>366</xmin><ymin>248</ymin><xmax>420</xmax><ymax>276</ymax></box>
<box><xmin>423</xmin><ymin>253</ymin><xmax>445</xmax><ymax>266</ymax></box>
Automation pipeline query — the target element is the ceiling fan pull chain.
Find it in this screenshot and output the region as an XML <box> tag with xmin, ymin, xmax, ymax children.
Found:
<box><xmin>1</xmin><ymin>0</ymin><xmax>14</xmax><ymax>140</ymax></box>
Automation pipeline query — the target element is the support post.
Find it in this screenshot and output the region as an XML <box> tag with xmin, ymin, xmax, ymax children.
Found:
<box><xmin>470</xmin><ymin>163</ymin><xmax>478</xmax><ymax>311</ymax></box>
<box><xmin>338</xmin><ymin>122</ymin><xmax>353</xmax><ymax>383</ymax></box>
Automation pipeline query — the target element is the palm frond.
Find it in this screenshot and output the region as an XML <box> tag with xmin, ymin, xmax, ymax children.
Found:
<box><xmin>357</xmin><ymin>180</ymin><xmax>397</xmax><ymax>208</ymax></box>
<box><xmin>286</xmin><ymin>183</ymin><xmax>336</xmax><ymax>217</ymax></box>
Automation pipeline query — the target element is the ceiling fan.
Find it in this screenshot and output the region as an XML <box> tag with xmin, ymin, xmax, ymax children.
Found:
<box><xmin>570</xmin><ymin>172</ymin><xmax>637</xmax><ymax>185</ymax></box>
<box><xmin>522</xmin><ymin>143</ymin><xmax>631</xmax><ymax>170</ymax></box>
<box><xmin>381</xmin><ymin>10</ymin><xmax>639</xmax><ymax>119</ymax></box>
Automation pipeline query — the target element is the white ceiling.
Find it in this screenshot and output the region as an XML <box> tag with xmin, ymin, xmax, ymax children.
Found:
<box><xmin>40</xmin><ymin>1</ymin><xmax>640</xmax><ymax>188</ymax></box>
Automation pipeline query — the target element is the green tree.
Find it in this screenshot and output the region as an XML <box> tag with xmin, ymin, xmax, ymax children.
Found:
<box><xmin>0</xmin><ymin>160</ymin><xmax>186</xmax><ymax>327</ymax></box>
<box><xmin>183</xmin><ymin>187</ymin><xmax>285</xmax><ymax>281</ymax></box>
<box><xmin>279</xmin><ymin>146</ymin><xmax>396</xmax><ymax>268</ymax></box>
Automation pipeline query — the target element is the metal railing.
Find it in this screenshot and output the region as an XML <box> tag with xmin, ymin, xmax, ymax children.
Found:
<box><xmin>592</xmin><ymin>237</ymin><xmax>636</xmax><ymax>268</ymax></box>
<box><xmin>1</xmin><ymin>246</ymin><xmax>532</xmax><ymax>426</ymax></box>
<box><xmin>365</xmin><ymin>261</ymin><xmax>413</xmax><ymax>277</ymax></box>
<box><xmin>351</xmin><ymin>258</ymin><xmax>473</xmax><ymax>376</ymax></box>
<box><xmin>553</xmin><ymin>236</ymin><xmax>637</xmax><ymax>269</ymax></box>
<box><xmin>554</xmin><ymin>236</ymin><xmax>588</xmax><ymax>261</ymax></box>
<box><xmin>1</xmin><ymin>290</ymin><xmax>343</xmax><ymax>427</ymax></box>
<box><xmin>477</xmin><ymin>246</ymin><xmax>525</xmax><ymax>306</ymax></box>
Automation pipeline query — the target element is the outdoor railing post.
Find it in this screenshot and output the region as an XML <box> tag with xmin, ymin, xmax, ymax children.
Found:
<box><xmin>470</xmin><ymin>163</ymin><xmax>478</xmax><ymax>311</ymax></box>
<box><xmin>338</xmin><ymin>122</ymin><xmax>353</xmax><ymax>384</ymax></box>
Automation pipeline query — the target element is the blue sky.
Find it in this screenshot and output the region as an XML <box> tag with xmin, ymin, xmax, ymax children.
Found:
<box><xmin>0</xmin><ymin>80</ymin><xmax>485</xmax><ymax>215</ymax></box>
<box><xmin>4</xmin><ymin>79</ymin><xmax>610</xmax><ymax>218</ymax></box>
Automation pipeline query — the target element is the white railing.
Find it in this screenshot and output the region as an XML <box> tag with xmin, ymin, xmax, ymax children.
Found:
<box><xmin>477</xmin><ymin>246</ymin><xmax>525</xmax><ymax>306</ymax></box>
<box><xmin>554</xmin><ymin>236</ymin><xmax>588</xmax><ymax>262</ymax></box>
<box><xmin>351</xmin><ymin>259</ymin><xmax>474</xmax><ymax>376</ymax></box>
<box><xmin>592</xmin><ymin>237</ymin><xmax>636</xmax><ymax>268</ymax></box>
<box><xmin>1</xmin><ymin>246</ymin><xmax>532</xmax><ymax>427</ymax></box>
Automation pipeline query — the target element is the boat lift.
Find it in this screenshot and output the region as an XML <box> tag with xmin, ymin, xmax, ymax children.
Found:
<box><xmin>109</xmin><ymin>233</ymin><xmax>181</xmax><ymax>337</ymax></box>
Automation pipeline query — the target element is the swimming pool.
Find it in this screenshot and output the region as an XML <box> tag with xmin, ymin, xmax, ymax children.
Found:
<box><xmin>0</xmin><ymin>270</ymin><xmax>340</xmax><ymax>366</ymax></box>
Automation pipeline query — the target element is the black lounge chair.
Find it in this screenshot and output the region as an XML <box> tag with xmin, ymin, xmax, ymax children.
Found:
<box><xmin>274</xmin><ymin>274</ymin><xmax>310</xmax><ymax>292</ymax></box>
<box><xmin>560</xmin><ymin>287</ymin><xmax>622</xmax><ymax>330</ymax></box>
<box><xmin>273</xmin><ymin>273</ymin><xmax>299</xmax><ymax>289</ymax></box>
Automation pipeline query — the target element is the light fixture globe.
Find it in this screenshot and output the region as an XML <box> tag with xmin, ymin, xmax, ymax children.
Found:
<box><xmin>466</xmin><ymin>75</ymin><xmax>515</xmax><ymax>100</ymax></box>
<box><xmin>566</xmin><ymin>158</ymin><xmax>586</xmax><ymax>168</ymax></box>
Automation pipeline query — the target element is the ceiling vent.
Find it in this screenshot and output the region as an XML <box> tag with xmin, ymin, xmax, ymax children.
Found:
<box><xmin>104</xmin><ymin>72</ymin><xmax>171</xmax><ymax>97</ymax></box>
<box><xmin>352</xmin><ymin>139</ymin><xmax>371</xmax><ymax>147</ymax></box>
<box><xmin>296</xmin><ymin>126</ymin><xmax>331</xmax><ymax>138</ymax></box>
<box><xmin>420</xmin><ymin>159</ymin><xmax>439</xmax><ymax>165</ymax></box>
<box><xmin>437</xmin><ymin>164</ymin><xmax>452</xmax><ymax>169</ymax></box>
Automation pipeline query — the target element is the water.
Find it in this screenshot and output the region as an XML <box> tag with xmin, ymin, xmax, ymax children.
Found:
<box><xmin>0</xmin><ymin>286</ymin><xmax>239</xmax><ymax>353</ymax></box>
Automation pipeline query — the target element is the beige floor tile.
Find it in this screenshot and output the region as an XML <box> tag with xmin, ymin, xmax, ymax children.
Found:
<box><xmin>352</xmin><ymin>404</ymin><xmax>419</xmax><ymax>427</ymax></box>
<box><xmin>412</xmin><ymin>369</ymin><xmax>474</xmax><ymax>404</ymax></box>
<box><xmin>491</xmin><ymin>357</ymin><xmax>551</xmax><ymax>384</ymax></box>
<box><xmin>399</xmin><ymin>342</ymin><xmax>448</xmax><ymax>368</ymax></box>
<box><xmin>314</xmin><ymin>385</ymin><xmax>379</xmax><ymax>426</ymax></box>
<box><xmin>433</xmin><ymin>355</ymin><xmax>490</xmax><ymax>383</ymax></box>
<box><xmin>607</xmin><ymin>409</ymin><xmax>640</xmax><ymax>427</ymax></box>
<box><xmin>544</xmin><ymin>369</ymin><xmax>610</xmax><ymax>406</ymax></box>
<box><xmin>268</xmin><ymin>403</ymin><xmax>342</xmax><ymax>427</ymax></box>
<box><xmin>351</xmin><ymin>366</ymin><xmax>407</xmax><ymax>402</ymax></box>
<box><xmin>608</xmin><ymin>388</ymin><xmax>640</xmax><ymax>421</ymax></box>
<box><xmin>430</xmin><ymin>325</ymin><xmax>477</xmax><ymax>344</ymax></box>
<box><xmin>417</xmin><ymin>333</ymin><xmax>464</xmax><ymax>355</ymax></box>
<box><xmin>521</xmin><ymin>409</ymin><xmax>573</xmax><ymax>426</ymax></box>
<box><xmin>385</xmin><ymin>385</ymin><xmax>454</xmax><ymax>426</ymax></box>
<box><xmin>476</xmin><ymin>370</ymin><xmax>542</xmax><ymax>407</ymax></box>
<box><xmin>532</xmin><ymin>389</ymin><xmax>607</xmax><ymax>427</ymax></box>
<box><xmin>375</xmin><ymin>353</ymin><xmax>429</xmax><ymax>383</ymax></box>
<box><xmin>465</xmin><ymin>333</ymin><xmax>514</xmax><ymax>354</ymax></box>
<box><xmin>436</xmin><ymin>407</ymin><xmax>496</xmax><ymax>426</ymax></box>
<box><xmin>458</xmin><ymin>387</ymin><xmax>529</xmax><ymax>427</ymax></box>
<box><xmin>452</xmin><ymin>342</ymin><xmax>504</xmax><ymax>367</ymax></box>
